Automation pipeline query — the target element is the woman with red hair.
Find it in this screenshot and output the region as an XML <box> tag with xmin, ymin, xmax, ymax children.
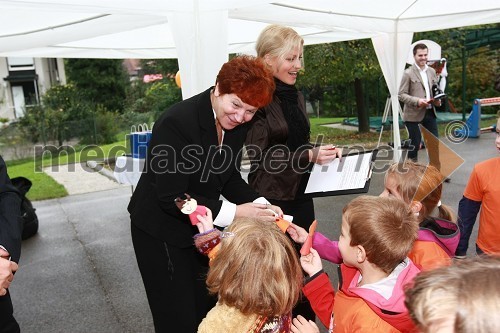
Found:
<box><xmin>129</xmin><ymin>55</ymin><xmax>281</xmax><ymax>332</ymax></box>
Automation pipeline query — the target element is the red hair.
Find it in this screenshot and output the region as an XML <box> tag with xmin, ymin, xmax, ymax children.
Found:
<box><xmin>216</xmin><ymin>55</ymin><xmax>275</xmax><ymax>108</ymax></box>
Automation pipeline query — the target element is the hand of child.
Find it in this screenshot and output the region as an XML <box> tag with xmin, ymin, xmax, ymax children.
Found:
<box><xmin>300</xmin><ymin>248</ymin><xmax>323</xmax><ymax>277</ymax></box>
<box><xmin>291</xmin><ymin>315</ymin><xmax>319</xmax><ymax>333</ymax></box>
<box><xmin>195</xmin><ymin>208</ymin><xmax>214</xmax><ymax>234</ymax></box>
<box><xmin>286</xmin><ymin>223</ymin><xmax>309</xmax><ymax>244</ymax></box>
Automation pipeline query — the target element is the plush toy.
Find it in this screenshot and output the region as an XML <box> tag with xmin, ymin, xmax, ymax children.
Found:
<box><xmin>174</xmin><ymin>193</ymin><xmax>207</xmax><ymax>225</ymax></box>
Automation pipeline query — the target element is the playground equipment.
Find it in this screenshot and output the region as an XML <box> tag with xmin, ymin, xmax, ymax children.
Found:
<box><xmin>454</xmin><ymin>97</ymin><xmax>500</xmax><ymax>138</ymax></box>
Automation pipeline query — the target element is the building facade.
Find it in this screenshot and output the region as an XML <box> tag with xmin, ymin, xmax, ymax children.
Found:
<box><xmin>0</xmin><ymin>57</ymin><xmax>66</xmax><ymax>121</ymax></box>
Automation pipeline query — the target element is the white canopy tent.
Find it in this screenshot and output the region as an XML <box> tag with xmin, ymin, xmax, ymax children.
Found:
<box><xmin>1</xmin><ymin>0</ymin><xmax>499</xmax><ymax>160</ymax></box>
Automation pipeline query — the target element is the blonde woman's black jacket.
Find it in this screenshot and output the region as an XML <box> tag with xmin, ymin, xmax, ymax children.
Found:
<box><xmin>245</xmin><ymin>93</ymin><xmax>312</xmax><ymax>201</ymax></box>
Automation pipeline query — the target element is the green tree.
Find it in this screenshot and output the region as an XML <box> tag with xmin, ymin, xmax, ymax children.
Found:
<box><xmin>296</xmin><ymin>24</ymin><xmax>498</xmax><ymax>133</ymax></box>
<box><xmin>19</xmin><ymin>84</ymin><xmax>92</xmax><ymax>146</ymax></box>
<box><xmin>145</xmin><ymin>80</ymin><xmax>182</xmax><ymax>117</ymax></box>
<box><xmin>83</xmin><ymin>105</ymin><xmax>121</xmax><ymax>145</ymax></box>
<box><xmin>125</xmin><ymin>79</ymin><xmax>182</xmax><ymax>118</ymax></box>
<box><xmin>298</xmin><ymin>39</ymin><xmax>381</xmax><ymax>132</ymax></box>
<box><xmin>413</xmin><ymin>24</ymin><xmax>499</xmax><ymax>114</ymax></box>
<box><xmin>140</xmin><ymin>59</ymin><xmax>179</xmax><ymax>75</ymax></box>
<box><xmin>65</xmin><ymin>59</ymin><xmax>129</xmax><ymax>112</ymax></box>
<box><xmin>124</xmin><ymin>59</ymin><xmax>182</xmax><ymax>117</ymax></box>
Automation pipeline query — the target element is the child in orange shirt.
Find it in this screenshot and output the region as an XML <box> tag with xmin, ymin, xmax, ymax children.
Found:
<box><xmin>455</xmin><ymin>115</ymin><xmax>500</xmax><ymax>256</ymax></box>
<box><xmin>298</xmin><ymin>196</ymin><xmax>419</xmax><ymax>332</ymax></box>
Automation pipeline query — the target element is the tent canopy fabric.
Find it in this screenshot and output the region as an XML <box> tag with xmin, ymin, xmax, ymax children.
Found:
<box><xmin>1</xmin><ymin>0</ymin><xmax>499</xmax><ymax>160</ymax></box>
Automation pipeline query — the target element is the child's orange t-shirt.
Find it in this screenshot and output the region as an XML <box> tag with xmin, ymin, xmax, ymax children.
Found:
<box><xmin>463</xmin><ymin>157</ymin><xmax>500</xmax><ymax>254</ymax></box>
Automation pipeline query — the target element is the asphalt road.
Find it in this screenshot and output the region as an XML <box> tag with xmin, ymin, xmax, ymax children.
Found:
<box><xmin>10</xmin><ymin>130</ymin><xmax>498</xmax><ymax>333</ymax></box>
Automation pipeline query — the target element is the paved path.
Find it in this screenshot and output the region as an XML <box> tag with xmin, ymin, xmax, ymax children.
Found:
<box><xmin>12</xmin><ymin>187</ymin><xmax>153</xmax><ymax>333</ymax></box>
<box><xmin>10</xmin><ymin>131</ymin><xmax>498</xmax><ymax>333</ymax></box>
<box><xmin>43</xmin><ymin>162</ymin><xmax>123</xmax><ymax>195</ymax></box>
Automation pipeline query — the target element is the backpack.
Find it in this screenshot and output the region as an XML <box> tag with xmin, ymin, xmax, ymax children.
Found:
<box><xmin>11</xmin><ymin>177</ymin><xmax>39</xmax><ymax>240</ymax></box>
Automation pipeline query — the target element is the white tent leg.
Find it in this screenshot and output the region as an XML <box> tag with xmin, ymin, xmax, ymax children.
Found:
<box><xmin>372</xmin><ymin>31</ymin><xmax>413</xmax><ymax>162</ymax></box>
<box><xmin>168</xmin><ymin>4</ymin><xmax>228</xmax><ymax>100</ymax></box>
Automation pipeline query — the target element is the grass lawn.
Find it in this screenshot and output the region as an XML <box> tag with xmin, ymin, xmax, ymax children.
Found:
<box><xmin>6</xmin><ymin>138</ymin><xmax>127</xmax><ymax>201</ymax></box>
<box><xmin>308</xmin><ymin>117</ymin><xmax>345</xmax><ymax>125</ymax></box>
<box><xmin>7</xmin><ymin>161</ymin><xmax>68</xmax><ymax>201</ymax></box>
<box><xmin>309</xmin><ymin>116</ymin><xmax>400</xmax><ymax>147</ymax></box>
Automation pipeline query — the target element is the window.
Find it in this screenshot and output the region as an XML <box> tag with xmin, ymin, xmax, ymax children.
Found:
<box><xmin>7</xmin><ymin>57</ymin><xmax>35</xmax><ymax>71</ymax></box>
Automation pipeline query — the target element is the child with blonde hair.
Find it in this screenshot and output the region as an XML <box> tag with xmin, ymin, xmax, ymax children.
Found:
<box><xmin>405</xmin><ymin>255</ymin><xmax>500</xmax><ymax>333</ymax></box>
<box><xmin>193</xmin><ymin>209</ymin><xmax>305</xmax><ymax>333</ymax></box>
<box><xmin>380</xmin><ymin>161</ymin><xmax>459</xmax><ymax>270</ymax></box>
<box><xmin>299</xmin><ymin>196</ymin><xmax>419</xmax><ymax>332</ymax></box>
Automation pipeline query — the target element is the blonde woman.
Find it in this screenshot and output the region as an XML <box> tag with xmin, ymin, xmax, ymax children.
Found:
<box><xmin>245</xmin><ymin>23</ymin><xmax>341</xmax><ymax>321</ymax></box>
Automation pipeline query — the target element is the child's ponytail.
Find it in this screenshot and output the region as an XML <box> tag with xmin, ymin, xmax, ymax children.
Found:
<box><xmin>437</xmin><ymin>203</ymin><xmax>456</xmax><ymax>223</ymax></box>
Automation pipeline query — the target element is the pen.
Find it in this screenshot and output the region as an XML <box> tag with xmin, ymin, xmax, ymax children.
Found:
<box><xmin>328</xmin><ymin>146</ymin><xmax>341</xmax><ymax>161</ymax></box>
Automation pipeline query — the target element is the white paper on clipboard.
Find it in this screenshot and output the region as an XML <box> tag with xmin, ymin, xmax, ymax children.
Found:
<box><xmin>305</xmin><ymin>152</ymin><xmax>373</xmax><ymax>194</ymax></box>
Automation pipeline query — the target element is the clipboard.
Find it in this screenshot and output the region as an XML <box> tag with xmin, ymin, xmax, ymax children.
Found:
<box><xmin>297</xmin><ymin>149</ymin><xmax>379</xmax><ymax>198</ymax></box>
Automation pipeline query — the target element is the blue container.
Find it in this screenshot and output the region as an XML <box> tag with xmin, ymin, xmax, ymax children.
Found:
<box><xmin>130</xmin><ymin>131</ymin><xmax>152</xmax><ymax>159</ymax></box>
